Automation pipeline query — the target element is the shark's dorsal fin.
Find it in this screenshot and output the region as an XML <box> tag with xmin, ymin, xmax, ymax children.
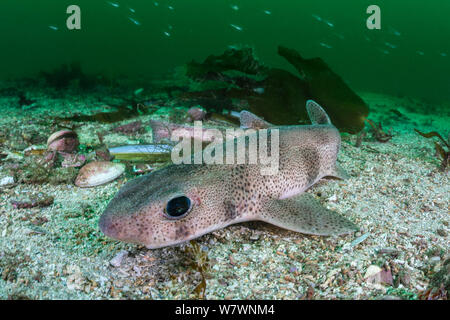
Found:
<box><xmin>239</xmin><ymin>110</ymin><xmax>273</xmax><ymax>129</ymax></box>
<box><xmin>306</xmin><ymin>100</ymin><xmax>331</xmax><ymax>125</ymax></box>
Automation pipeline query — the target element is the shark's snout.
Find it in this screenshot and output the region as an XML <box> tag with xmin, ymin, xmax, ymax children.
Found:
<box><xmin>99</xmin><ymin>209</ymin><xmax>138</xmax><ymax>243</ymax></box>
<box><xmin>98</xmin><ymin>211</ymin><xmax>121</xmax><ymax>240</ymax></box>
<box><xmin>99</xmin><ymin>206</ymin><xmax>152</xmax><ymax>245</ymax></box>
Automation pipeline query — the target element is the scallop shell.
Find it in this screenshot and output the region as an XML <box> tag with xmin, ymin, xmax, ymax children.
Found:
<box><xmin>75</xmin><ymin>161</ymin><xmax>125</xmax><ymax>188</ymax></box>
<box><xmin>187</xmin><ymin>107</ymin><xmax>206</xmax><ymax>121</ymax></box>
<box><xmin>47</xmin><ymin>130</ymin><xmax>79</xmax><ymax>152</ymax></box>
<box><xmin>47</xmin><ymin>130</ymin><xmax>77</xmax><ymax>146</ymax></box>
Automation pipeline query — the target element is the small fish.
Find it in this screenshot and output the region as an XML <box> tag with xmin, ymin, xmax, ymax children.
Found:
<box><xmin>230</xmin><ymin>24</ymin><xmax>243</xmax><ymax>31</ymax></box>
<box><xmin>164</xmin><ymin>31</ymin><xmax>171</xmax><ymax>37</ymax></box>
<box><xmin>324</xmin><ymin>20</ymin><xmax>334</xmax><ymax>28</ymax></box>
<box><xmin>384</xmin><ymin>42</ymin><xmax>397</xmax><ymax>49</ymax></box>
<box><xmin>128</xmin><ymin>7</ymin><xmax>135</xmax><ymax>13</ymax></box>
<box><xmin>334</xmin><ymin>33</ymin><xmax>345</xmax><ymax>40</ymax></box>
<box><xmin>388</xmin><ymin>26</ymin><xmax>401</xmax><ymax>36</ymax></box>
<box><xmin>378</xmin><ymin>48</ymin><xmax>390</xmax><ymax>55</ymax></box>
<box><xmin>134</xmin><ymin>88</ymin><xmax>144</xmax><ymax>95</ymax></box>
<box><xmin>128</xmin><ymin>17</ymin><xmax>140</xmax><ymax>25</ymax></box>
<box><xmin>106</xmin><ymin>1</ymin><xmax>119</xmax><ymax>8</ymax></box>
<box><xmin>231</xmin><ymin>5</ymin><xmax>239</xmax><ymax>11</ymax></box>
<box><xmin>439</xmin><ymin>52</ymin><xmax>447</xmax><ymax>57</ymax></box>
<box><xmin>154</xmin><ymin>2</ymin><xmax>159</xmax><ymax>6</ymax></box>
<box><xmin>312</xmin><ymin>14</ymin><xmax>322</xmax><ymax>22</ymax></box>
<box><xmin>167</xmin><ymin>24</ymin><xmax>173</xmax><ymax>30</ymax></box>
<box><xmin>48</xmin><ymin>25</ymin><xmax>58</xmax><ymax>31</ymax></box>
<box><xmin>416</xmin><ymin>50</ymin><xmax>425</xmax><ymax>56</ymax></box>
<box><xmin>253</xmin><ymin>87</ymin><xmax>265</xmax><ymax>94</ymax></box>
<box><xmin>319</xmin><ymin>42</ymin><xmax>332</xmax><ymax>49</ymax></box>
<box><xmin>263</xmin><ymin>10</ymin><xmax>271</xmax><ymax>15</ymax></box>
<box><xmin>168</xmin><ymin>5</ymin><xmax>174</xmax><ymax>10</ymax></box>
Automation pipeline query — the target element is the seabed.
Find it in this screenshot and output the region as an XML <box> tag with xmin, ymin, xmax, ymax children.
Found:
<box><xmin>0</xmin><ymin>84</ymin><xmax>448</xmax><ymax>300</ymax></box>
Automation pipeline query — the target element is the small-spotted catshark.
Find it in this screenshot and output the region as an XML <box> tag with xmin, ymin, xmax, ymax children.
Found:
<box><xmin>99</xmin><ymin>100</ymin><xmax>358</xmax><ymax>248</ymax></box>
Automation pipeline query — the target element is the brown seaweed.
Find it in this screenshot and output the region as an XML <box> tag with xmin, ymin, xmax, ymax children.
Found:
<box><xmin>11</xmin><ymin>194</ymin><xmax>54</xmax><ymax>209</ymax></box>
<box><xmin>277</xmin><ymin>46</ymin><xmax>369</xmax><ymax>133</ymax></box>
<box><xmin>414</xmin><ymin>129</ymin><xmax>449</xmax><ymax>148</ymax></box>
<box><xmin>414</xmin><ymin>129</ymin><xmax>449</xmax><ymax>170</ymax></box>
<box><xmin>186</xmin><ymin>47</ymin><xmax>267</xmax><ymax>80</ymax></box>
<box><xmin>183</xmin><ymin>46</ymin><xmax>369</xmax><ymax>133</ymax></box>
<box><xmin>185</xmin><ymin>241</ymin><xmax>210</xmax><ymax>300</ymax></box>
<box><xmin>366</xmin><ymin>119</ymin><xmax>394</xmax><ymax>143</ymax></box>
<box><xmin>39</xmin><ymin>61</ymin><xmax>113</xmax><ymax>91</ymax></box>
<box><xmin>181</xmin><ymin>68</ymin><xmax>309</xmax><ymax>124</ymax></box>
<box><xmin>355</xmin><ymin>130</ymin><xmax>367</xmax><ymax>147</ymax></box>
<box><xmin>55</xmin><ymin>102</ymin><xmax>150</xmax><ymax>124</ymax></box>
<box><xmin>18</xmin><ymin>91</ymin><xmax>36</xmax><ymax>107</ymax></box>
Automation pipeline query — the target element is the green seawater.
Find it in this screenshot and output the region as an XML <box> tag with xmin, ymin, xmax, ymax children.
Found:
<box><xmin>0</xmin><ymin>0</ymin><xmax>449</xmax><ymax>103</ymax></box>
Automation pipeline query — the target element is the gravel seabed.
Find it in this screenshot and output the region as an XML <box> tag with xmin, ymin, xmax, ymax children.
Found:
<box><xmin>0</xmin><ymin>89</ymin><xmax>448</xmax><ymax>300</ymax></box>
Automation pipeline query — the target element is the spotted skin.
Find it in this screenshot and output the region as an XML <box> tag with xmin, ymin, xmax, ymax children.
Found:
<box><xmin>99</xmin><ymin>100</ymin><xmax>358</xmax><ymax>248</ymax></box>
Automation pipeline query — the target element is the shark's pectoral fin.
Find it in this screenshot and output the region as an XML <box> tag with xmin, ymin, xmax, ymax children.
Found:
<box><xmin>328</xmin><ymin>162</ymin><xmax>350</xmax><ymax>180</ymax></box>
<box><xmin>259</xmin><ymin>194</ymin><xmax>358</xmax><ymax>236</ymax></box>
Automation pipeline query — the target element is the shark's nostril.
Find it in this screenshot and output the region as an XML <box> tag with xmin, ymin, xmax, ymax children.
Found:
<box><xmin>98</xmin><ymin>213</ymin><xmax>108</xmax><ymax>234</ymax></box>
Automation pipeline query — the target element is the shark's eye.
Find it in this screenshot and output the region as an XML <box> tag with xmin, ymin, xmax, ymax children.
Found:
<box><xmin>165</xmin><ymin>196</ymin><xmax>192</xmax><ymax>219</ymax></box>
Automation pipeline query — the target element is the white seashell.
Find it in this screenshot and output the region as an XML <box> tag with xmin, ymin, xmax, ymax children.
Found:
<box><xmin>0</xmin><ymin>176</ymin><xmax>14</xmax><ymax>186</ymax></box>
<box><xmin>75</xmin><ymin>161</ymin><xmax>125</xmax><ymax>188</ymax></box>
<box><xmin>364</xmin><ymin>265</ymin><xmax>382</xmax><ymax>279</ymax></box>
<box><xmin>110</xmin><ymin>250</ymin><xmax>128</xmax><ymax>267</ymax></box>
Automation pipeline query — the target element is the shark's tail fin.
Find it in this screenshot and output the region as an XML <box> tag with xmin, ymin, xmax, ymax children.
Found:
<box><xmin>306</xmin><ymin>100</ymin><xmax>332</xmax><ymax>125</ymax></box>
